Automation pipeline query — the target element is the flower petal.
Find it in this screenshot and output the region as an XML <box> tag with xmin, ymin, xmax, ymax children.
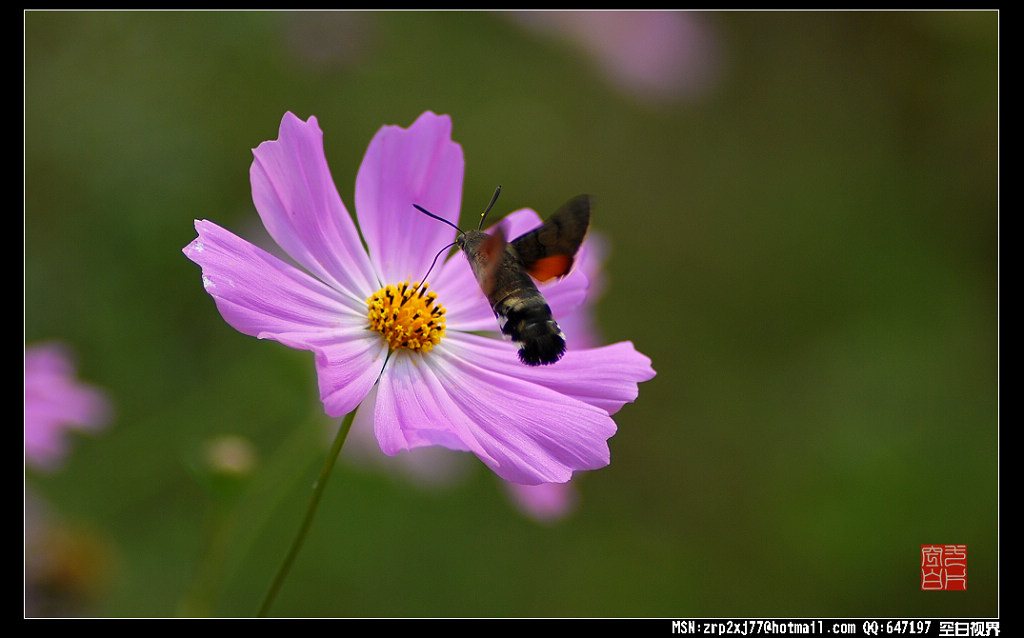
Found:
<box><xmin>375</xmin><ymin>342</ymin><xmax>619</xmax><ymax>485</ymax></box>
<box><xmin>250</xmin><ymin>112</ymin><xmax>379</xmax><ymax>299</ymax></box>
<box><xmin>184</xmin><ymin>220</ymin><xmax>386</xmax><ymax>416</ymax></box>
<box><xmin>445</xmin><ymin>332</ymin><xmax>655</xmax><ymax>415</ymax></box>
<box><xmin>185</xmin><ymin>220</ymin><xmax>358</xmax><ymax>333</ymax></box>
<box><xmin>371</xmin><ymin>352</ymin><xmax>474</xmax><ymax>455</ymax></box>
<box><xmin>495</xmin><ymin>206</ymin><xmax>545</xmax><ymax>239</ymax></box>
<box><xmin>306</xmin><ymin>337</ymin><xmax>389</xmax><ymax>418</ymax></box>
<box><xmin>356</xmin><ymin>111</ymin><xmax>465</xmax><ymax>284</ymax></box>
<box><xmin>559</xmin><ymin>231</ymin><xmax>610</xmax><ymax>349</ymax></box>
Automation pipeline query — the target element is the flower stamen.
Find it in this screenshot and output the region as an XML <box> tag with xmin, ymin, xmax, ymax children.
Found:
<box><xmin>366</xmin><ymin>281</ymin><xmax>447</xmax><ymax>354</ymax></box>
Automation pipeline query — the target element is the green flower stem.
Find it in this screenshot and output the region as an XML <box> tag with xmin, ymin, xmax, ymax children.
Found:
<box><xmin>258</xmin><ymin>410</ymin><xmax>355</xmax><ymax>617</ymax></box>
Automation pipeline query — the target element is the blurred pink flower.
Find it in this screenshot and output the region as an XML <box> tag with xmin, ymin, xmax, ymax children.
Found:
<box><xmin>504</xmin><ymin>481</ymin><xmax>579</xmax><ymax>523</ymax></box>
<box><xmin>511</xmin><ymin>11</ymin><xmax>723</xmax><ymax>103</ymax></box>
<box><xmin>185</xmin><ymin>112</ymin><xmax>655</xmax><ymax>485</ymax></box>
<box><xmin>24</xmin><ymin>343</ymin><xmax>111</xmax><ymax>472</ymax></box>
<box><xmin>342</xmin><ymin>420</ymin><xmax>475</xmax><ymax>490</ymax></box>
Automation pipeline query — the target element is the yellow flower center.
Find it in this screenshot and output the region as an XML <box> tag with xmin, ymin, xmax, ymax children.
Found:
<box><xmin>366</xmin><ymin>281</ymin><xmax>447</xmax><ymax>354</ymax></box>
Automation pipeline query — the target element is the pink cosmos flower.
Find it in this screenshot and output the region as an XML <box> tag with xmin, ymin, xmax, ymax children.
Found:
<box><xmin>24</xmin><ymin>343</ymin><xmax>111</xmax><ymax>472</ymax></box>
<box><xmin>184</xmin><ymin>111</ymin><xmax>654</xmax><ymax>485</ymax></box>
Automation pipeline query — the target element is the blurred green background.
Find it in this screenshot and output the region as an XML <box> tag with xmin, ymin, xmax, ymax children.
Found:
<box><xmin>25</xmin><ymin>11</ymin><xmax>997</xmax><ymax>618</ymax></box>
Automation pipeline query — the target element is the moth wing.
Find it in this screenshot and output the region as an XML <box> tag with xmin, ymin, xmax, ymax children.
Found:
<box><xmin>475</xmin><ymin>226</ymin><xmax>507</xmax><ymax>296</ymax></box>
<box><xmin>511</xmin><ymin>194</ymin><xmax>592</xmax><ymax>282</ymax></box>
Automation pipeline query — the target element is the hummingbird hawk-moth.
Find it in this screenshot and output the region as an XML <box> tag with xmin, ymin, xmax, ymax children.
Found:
<box><xmin>414</xmin><ymin>187</ymin><xmax>592</xmax><ymax>366</ymax></box>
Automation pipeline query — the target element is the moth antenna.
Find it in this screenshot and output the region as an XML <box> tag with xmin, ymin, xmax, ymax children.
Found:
<box><xmin>413</xmin><ymin>203</ymin><xmax>461</xmax><ymax>233</ymax></box>
<box><xmin>478</xmin><ymin>185</ymin><xmax>502</xmax><ymax>230</ymax></box>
